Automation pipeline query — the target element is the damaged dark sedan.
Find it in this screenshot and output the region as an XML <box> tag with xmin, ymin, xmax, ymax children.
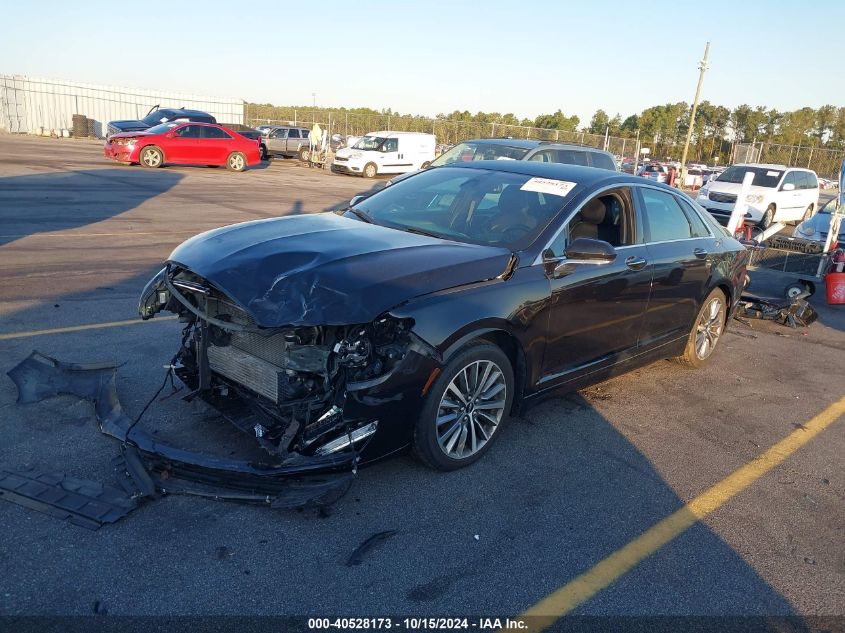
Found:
<box><xmin>138</xmin><ymin>161</ymin><xmax>749</xmax><ymax>480</ymax></box>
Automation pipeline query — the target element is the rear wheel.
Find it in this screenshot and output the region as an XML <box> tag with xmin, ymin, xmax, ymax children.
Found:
<box><xmin>226</xmin><ymin>152</ymin><xmax>246</xmax><ymax>172</ymax></box>
<box><xmin>363</xmin><ymin>162</ymin><xmax>378</xmax><ymax>178</ymax></box>
<box><xmin>140</xmin><ymin>146</ymin><xmax>163</xmax><ymax>168</ymax></box>
<box><xmin>413</xmin><ymin>342</ymin><xmax>513</xmax><ymax>471</ymax></box>
<box><xmin>674</xmin><ymin>288</ymin><xmax>727</xmax><ymax>368</ymax></box>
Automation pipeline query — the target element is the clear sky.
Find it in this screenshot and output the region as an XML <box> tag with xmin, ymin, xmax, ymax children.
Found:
<box><xmin>3</xmin><ymin>0</ymin><xmax>844</xmax><ymax>124</ymax></box>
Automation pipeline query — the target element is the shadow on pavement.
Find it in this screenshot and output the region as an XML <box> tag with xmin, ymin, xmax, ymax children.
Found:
<box><xmin>0</xmin><ymin>169</ymin><xmax>183</xmax><ymax>247</ymax></box>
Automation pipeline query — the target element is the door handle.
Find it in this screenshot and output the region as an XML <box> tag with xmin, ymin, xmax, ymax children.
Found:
<box><xmin>625</xmin><ymin>255</ymin><xmax>647</xmax><ymax>270</ymax></box>
<box><xmin>693</xmin><ymin>247</ymin><xmax>708</xmax><ymax>259</ymax></box>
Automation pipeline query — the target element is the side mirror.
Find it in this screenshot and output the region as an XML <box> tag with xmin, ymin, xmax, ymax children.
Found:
<box><xmin>782</xmin><ymin>183</ymin><xmax>795</xmax><ymax>191</ymax></box>
<box><xmin>564</xmin><ymin>238</ymin><xmax>617</xmax><ymax>262</ymax></box>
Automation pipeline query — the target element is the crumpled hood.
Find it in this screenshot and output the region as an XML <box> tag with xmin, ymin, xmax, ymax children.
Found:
<box><xmin>108</xmin><ymin>119</ymin><xmax>150</xmax><ymax>132</ymax></box>
<box><xmin>167</xmin><ymin>213</ymin><xmax>512</xmax><ymax>328</ymax></box>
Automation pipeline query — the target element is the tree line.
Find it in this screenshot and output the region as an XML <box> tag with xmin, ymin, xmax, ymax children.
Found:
<box><xmin>248</xmin><ymin>101</ymin><xmax>845</xmax><ymax>162</ymax></box>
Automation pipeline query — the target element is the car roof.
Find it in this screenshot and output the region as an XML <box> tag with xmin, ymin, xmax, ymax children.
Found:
<box><xmin>529</xmin><ymin>143</ymin><xmax>613</xmax><ymax>154</ymax></box>
<box><xmin>733</xmin><ymin>163</ymin><xmax>788</xmax><ymax>169</ymax></box>
<box><xmin>366</xmin><ymin>131</ymin><xmax>435</xmax><ymax>137</ymax></box>
<box><xmin>439</xmin><ymin>159</ymin><xmax>637</xmax><ymax>186</ymax></box>
<box><xmin>452</xmin><ymin>138</ymin><xmax>543</xmax><ymax>149</ymax></box>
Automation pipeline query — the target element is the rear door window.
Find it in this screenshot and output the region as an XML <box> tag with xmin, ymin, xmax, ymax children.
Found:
<box><xmin>203</xmin><ymin>127</ymin><xmax>231</xmax><ymax>139</ymax></box>
<box><xmin>639</xmin><ymin>188</ymin><xmax>699</xmax><ymax>242</ymax></box>
<box><xmin>288</xmin><ymin>129</ymin><xmax>300</xmax><ymax>139</ymax></box>
<box><xmin>588</xmin><ymin>152</ymin><xmax>616</xmax><ymax>171</ymax></box>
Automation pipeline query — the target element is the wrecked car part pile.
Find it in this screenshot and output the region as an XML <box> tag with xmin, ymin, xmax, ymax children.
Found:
<box><xmin>5</xmin><ymin>351</ymin><xmax>358</xmax><ymax>525</ymax></box>
<box><xmin>736</xmin><ymin>292</ymin><xmax>818</xmax><ymax>328</ymax></box>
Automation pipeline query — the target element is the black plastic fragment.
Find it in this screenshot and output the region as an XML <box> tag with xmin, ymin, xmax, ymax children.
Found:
<box><xmin>0</xmin><ymin>468</ymin><xmax>137</xmax><ymax>530</ymax></box>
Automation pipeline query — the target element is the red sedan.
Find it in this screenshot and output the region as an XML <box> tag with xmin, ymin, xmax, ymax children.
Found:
<box><xmin>104</xmin><ymin>121</ymin><xmax>260</xmax><ymax>171</ymax></box>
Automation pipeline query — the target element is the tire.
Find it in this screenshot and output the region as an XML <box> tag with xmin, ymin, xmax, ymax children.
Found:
<box><xmin>420</xmin><ymin>161</ymin><xmax>431</xmax><ymax>170</ymax></box>
<box><xmin>259</xmin><ymin>144</ymin><xmax>268</xmax><ymax>161</ymax></box>
<box><xmin>139</xmin><ymin>146</ymin><xmax>163</xmax><ymax>168</ymax></box>
<box><xmin>412</xmin><ymin>342</ymin><xmax>514</xmax><ymax>471</ymax></box>
<box><xmin>759</xmin><ymin>204</ymin><xmax>775</xmax><ymax>229</ymax></box>
<box><xmin>802</xmin><ymin>204</ymin><xmax>814</xmax><ymax>223</ymax></box>
<box><xmin>226</xmin><ymin>152</ymin><xmax>246</xmax><ymax>172</ymax></box>
<box><xmin>299</xmin><ymin>147</ymin><xmax>310</xmax><ymax>162</ymax></box>
<box><xmin>785</xmin><ymin>282</ymin><xmax>811</xmax><ymax>300</ymax></box>
<box><xmin>363</xmin><ymin>162</ymin><xmax>378</xmax><ymax>178</ymax></box>
<box><xmin>674</xmin><ymin>288</ymin><xmax>727</xmax><ymax>368</ymax></box>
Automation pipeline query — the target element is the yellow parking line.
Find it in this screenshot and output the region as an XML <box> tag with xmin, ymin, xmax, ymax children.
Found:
<box><xmin>520</xmin><ymin>394</ymin><xmax>845</xmax><ymax>632</ymax></box>
<box><xmin>0</xmin><ymin>315</ymin><xmax>178</xmax><ymax>340</ymax></box>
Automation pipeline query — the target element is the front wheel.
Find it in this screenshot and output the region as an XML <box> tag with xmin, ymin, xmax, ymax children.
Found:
<box><xmin>413</xmin><ymin>342</ymin><xmax>514</xmax><ymax>471</ymax></box>
<box><xmin>759</xmin><ymin>204</ymin><xmax>775</xmax><ymax>229</ymax></box>
<box><xmin>363</xmin><ymin>162</ymin><xmax>378</xmax><ymax>178</ymax></box>
<box><xmin>139</xmin><ymin>146</ymin><xmax>163</xmax><ymax>168</ymax></box>
<box><xmin>674</xmin><ymin>288</ymin><xmax>727</xmax><ymax>368</ymax></box>
<box><xmin>226</xmin><ymin>152</ymin><xmax>246</xmax><ymax>172</ymax></box>
<box><xmin>802</xmin><ymin>204</ymin><xmax>814</xmax><ymax>222</ymax></box>
<box><xmin>420</xmin><ymin>161</ymin><xmax>431</xmax><ymax>170</ymax></box>
<box><xmin>259</xmin><ymin>144</ymin><xmax>268</xmax><ymax>161</ymax></box>
<box><xmin>299</xmin><ymin>147</ymin><xmax>310</xmax><ymax>162</ymax></box>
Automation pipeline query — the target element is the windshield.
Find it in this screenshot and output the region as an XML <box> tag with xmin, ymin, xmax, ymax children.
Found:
<box><xmin>819</xmin><ymin>198</ymin><xmax>842</xmax><ymax>214</ymax></box>
<box><xmin>431</xmin><ymin>142</ymin><xmax>531</xmax><ymax>167</ymax></box>
<box><xmin>353</xmin><ymin>136</ymin><xmax>388</xmax><ymax>151</ymax></box>
<box><xmin>347</xmin><ymin>167</ymin><xmax>574</xmax><ymax>250</ymax></box>
<box><xmin>717</xmin><ymin>166</ymin><xmax>783</xmax><ymax>188</ymax></box>
<box><xmin>145</xmin><ymin>122</ymin><xmax>179</xmax><ymax>135</ymax></box>
<box><xmin>141</xmin><ymin>110</ymin><xmax>174</xmax><ymax>126</ymax></box>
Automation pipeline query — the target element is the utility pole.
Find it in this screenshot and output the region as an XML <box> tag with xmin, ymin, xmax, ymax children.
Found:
<box><xmin>680</xmin><ymin>42</ymin><xmax>710</xmax><ymax>184</ymax></box>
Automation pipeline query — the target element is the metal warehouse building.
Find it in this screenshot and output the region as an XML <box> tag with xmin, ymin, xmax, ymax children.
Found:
<box><xmin>0</xmin><ymin>74</ymin><xmax>244</xmax><ymax>137</ymax></box>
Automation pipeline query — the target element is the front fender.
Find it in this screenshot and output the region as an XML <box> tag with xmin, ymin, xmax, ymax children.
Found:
<box><xmin>389</xmin><ymin>265</ymin><xmax>551</xmax><ymax>384</ymax></box>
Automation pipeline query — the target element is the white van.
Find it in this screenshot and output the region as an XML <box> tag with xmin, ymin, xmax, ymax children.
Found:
<box><xmin>332</xmin><ymin>131</ymin><xmax>435</xmax><ymax>178</ymax></box>
<box><xmin>697</xmin><ymin>163</ymin><xmax>820</xmax><ymax>228</ymax></box>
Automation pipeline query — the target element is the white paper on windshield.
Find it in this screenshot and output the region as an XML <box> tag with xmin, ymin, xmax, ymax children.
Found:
<box><xmin>766</xmin><ymin>170</ymin><xmax>779</xmax><ymax>177</ymax></box>
<box><xmin>520</xmin><ymin>177</ymin><xmax>577</xmax><ymax>197</ymax></box>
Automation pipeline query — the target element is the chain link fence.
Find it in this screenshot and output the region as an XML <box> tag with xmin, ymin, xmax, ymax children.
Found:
<box><xmin>735</xmin><ymin>142</ymin><xmax>844</xmax><ymax>180</ymax></box>
<box><xmin>244</xmin><ymin>104</ymin><xmax>639</xmax><ymax>166</ymax></box>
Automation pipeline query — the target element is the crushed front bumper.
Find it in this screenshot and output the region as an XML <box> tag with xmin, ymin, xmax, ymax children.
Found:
<box><xmin>7</xmin><ymin>351</ymin><xmax>357</xmax><ymax>508</ymax></box>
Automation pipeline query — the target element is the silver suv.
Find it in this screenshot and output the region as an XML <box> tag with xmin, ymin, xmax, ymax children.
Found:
<box><xmin>262</xmin><ymin>126</ymin><xmax>312</xmax><ymax>160</ymax></box>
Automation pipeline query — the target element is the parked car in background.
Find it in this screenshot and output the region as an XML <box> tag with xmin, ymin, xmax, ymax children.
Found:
<box><xmin>104</xmin><ymin>121</ymin><xmax>260</xmax><ymax>171</ymax></box>
<box><xmin>769</xmin><ymin>196</ymin><xmax>845</xmax><ymax>254</ymax></box>
<box><xmin>138</xmin><ymin>161</ymin><xmax>748</xmax><ymax>473</ymax></box>
<box><xmin>683</xmin><ymin>168</ymin><xmax>704</xmax><ymax>189</ymax></box>
<box><xmin>638</xmin><ymin>163</ymin><xmax>669</xmax><ymax>183</ymax></box>
<box><xmin>332</xmin><ymin>131</ymin><xmax>436</xmax><ymax>178</ymax></box>
<box><xmin>107</xmin><ymin>107</ymin><xmax>216</xmax><ymax>137</ymax></box>
<box><xmin>385</xmin><ymin>139</ymin><xmax>617</xmax><ymax>187</ymax></box>
<box><xmin>697</xmin><ymin>164</ymin><xmax>819</xmax><ymax>228</ymax></box>
<box><xmin>224</xmin><ymin>125</ymin><xmax>268</xmax><ymax>160</ymax></box>
<box><xmin>524</xmin><ymin>143</ymin><xmax>618</xmax><ymax>171</ymax></box>
<box><xmin>262</xmin><ymin>126</ymin><xmax>313</xmax><ymax>160</ymax></box>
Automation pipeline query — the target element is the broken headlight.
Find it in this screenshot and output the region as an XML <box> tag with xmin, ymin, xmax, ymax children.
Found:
<box><xmin>138</xmin><ymin>267</ymin><xmax>169</xmax><ymax>320</ymax></box>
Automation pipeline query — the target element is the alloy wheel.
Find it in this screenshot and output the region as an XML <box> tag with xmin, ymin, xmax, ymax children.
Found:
<box><xmin>436</xmin><ymin>360</ymin><xmax>507</xmax><ymax>459</ymax></box>
<box><xmin>142</xmin><ymin>149</ymin><xmax>161</xmax><ymax>167</ymax></box>
<box><xmin>695</xmin><ymin>297</ymin><xmax>724</xmax><ymax>360</ymax></box>
<box><xmin>229</xmin><ymin>154</ymin><xmax>245</xmax><ymax>171</ymax></box>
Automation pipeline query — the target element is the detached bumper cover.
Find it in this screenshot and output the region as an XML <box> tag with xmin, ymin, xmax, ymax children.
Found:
<box><xmin>7</xmin><ymin>351</ymin><xmax>356</xmax><ymax>508</ymax></box>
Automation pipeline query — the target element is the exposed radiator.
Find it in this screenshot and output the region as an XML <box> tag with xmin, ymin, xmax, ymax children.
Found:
<box><xmin>207</xmin><ymin>345</ymin><xmax>282</xmax><ymax>402</ymax></box>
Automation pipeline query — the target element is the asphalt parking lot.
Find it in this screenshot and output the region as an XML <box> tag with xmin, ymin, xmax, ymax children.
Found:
<box><xmin>0</xmin><ymin>134</ymin><xmax>843</xmax><ymax>625</ymax></box>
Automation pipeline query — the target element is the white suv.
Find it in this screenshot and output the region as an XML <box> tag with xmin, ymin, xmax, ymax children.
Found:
<box><xmin>697</xmin><ymin>163</ymin><xmax>819</xmax><ymax>228</ymax></box>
